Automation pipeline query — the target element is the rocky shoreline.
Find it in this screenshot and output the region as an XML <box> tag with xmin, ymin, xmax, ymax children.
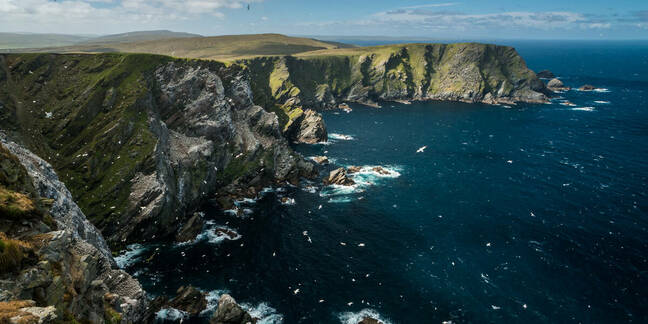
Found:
<box><xmin>0</xmin><ymin>47</ymin><xmax>552</xmax><ymax>323</ymax></box>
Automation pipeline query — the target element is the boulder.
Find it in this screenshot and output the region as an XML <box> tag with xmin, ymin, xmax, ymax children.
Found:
<box><xmin>372</xmin><ymin>166</ymin><xmax>390</xmax><ymax>175</ymax></box>
<box><xmin>359</xmin><ymin>317</ymin><xmax>384</xmax><ymax>324</ymax></box>
<box><xmin>579</xmin><ymin>84</ymin><xmax>597</xmax><ymax>91</ymax></box>
<box><xmin>169</xmin><ymin>286</ymin><xmax>207</xmax><ymax>316</ymax></box>
<box><xmin>175</xmin><ymin>212</ymin><xmax>204</xmax><ymax>243</ymax></box>
<box><xmin>536</xmin><ymin>70</ymin><xmax>555</xmax><ymax>78</ymax></box>
<box><xmin>288</xmin><ymin>109</ymin><xmax>328</xmax><ymax>144</ymax></box>
<box><xmin>210</xmin><ymin>294</ymin><xmax>256</xmax><ymax>324</ymax></box>
<box><xmin>311</xmin><ymin>156</ymin><xmax>329</xmax><ymax>165</ymax></box>
<box><xmin>324</xmin><ymin>168</ymin><xmax>355</xmax><ymax>186</ymax></box>
<box><xmin>547</xmin><ymin>78</ymin><xmax>569</xmax><ymax>91</ymax></box>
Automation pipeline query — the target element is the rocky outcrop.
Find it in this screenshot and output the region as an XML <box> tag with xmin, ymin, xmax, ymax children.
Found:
<box><xmin>286</xmin><ymin>109</ymin><xmax>327</xmax><ymax>144</ymax></box>
<box><xmin>578</xmin><ymin>84</ymin><xmax>597</xmax><ymax>91</ymax></box>
<box><xmin>324</xmin><ymin>168</ymin><xmax>355</xmax><ymax>186</ymax></box>
<box><xmin>536</xmin><ymin>70</ymin><xmax>555</xmax><ymax>78</ymax></box>
<box><xmin>547</xmin><ymin>78</ymin><xmax>570</xmax><ymax>91</ymax></box>
<box><xmin>210</xmin><ymin>294</ymin><xmax>255</xmax><ymax>324</ymax></box>
<box><xmin>359</xmin><ymin>317</ymin><xmax>384</xmax><ymax>324</ymax></box>
<box><xmin>0</xmin><ymin>54</ymin><xmax>315</xmax><ymax>247</ymax></box>
<box><xmin>0</xmin><ymin>140</ymin><xmax>147</xmax><ymax>323</ymax></box>
<box><xmin>168</xmin><ymin>286</ymin><xmax>207</xmax><ymax>316</ymax></box>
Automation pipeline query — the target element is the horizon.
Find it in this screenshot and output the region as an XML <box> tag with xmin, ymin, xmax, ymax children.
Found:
<box><xmin>1</xmin><ymin>1</ymin><xmax>647</xmax><ymax>40</ymax></box>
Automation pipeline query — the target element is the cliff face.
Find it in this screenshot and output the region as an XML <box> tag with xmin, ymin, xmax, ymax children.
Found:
<box><xmin>0</xmin><ymin>138</ymin><xmax>146</xmax><ymax>323</ymax></box>
<box><xmin>243</xmin><ymin>43</ymin><xmax>548</xmax><ymax>127</ymax></box>
<box><xmin>0</xmin><ymin>53</ymin><xmax>314</xmax><ymax>247</ymax></box>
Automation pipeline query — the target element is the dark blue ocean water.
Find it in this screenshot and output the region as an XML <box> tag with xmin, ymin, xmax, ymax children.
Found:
<box><xmin>121</xmin><ymin>41</ymin><xmax>648</xmax><ymax>323</ymax></box>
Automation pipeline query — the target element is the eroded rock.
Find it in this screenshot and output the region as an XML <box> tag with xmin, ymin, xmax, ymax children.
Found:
<box><xmin>324</xmin><ymin>168</ymin><xmax>355</xmax><ymax>186</ymax></box>
<box><xmin>210</xmin><ymin>294</ymin><xmax>255</xmax><ymax>324</ymax></box>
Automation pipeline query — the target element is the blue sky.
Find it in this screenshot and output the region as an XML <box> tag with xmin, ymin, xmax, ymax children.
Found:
<box><xmin>1</xmin><ymin>0</ymin><xmax>647</xmax><ymax>39</ymax></box>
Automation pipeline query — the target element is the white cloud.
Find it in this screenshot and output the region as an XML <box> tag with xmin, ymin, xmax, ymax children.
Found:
<box><xmin>0</xmin><ymin>0</ymin><xmax>263</xmax><ymax>33</ymax></box>
<box><xmin>401</xmin><ymin>3</ymin><xmax>458</xmax><ymax>9</ymax></box>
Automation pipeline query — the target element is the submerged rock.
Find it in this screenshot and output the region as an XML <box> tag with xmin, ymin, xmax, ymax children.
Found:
<box><xmin>579</xmin><ymin>84</ymin><xmax>597</xmax><ymax>91</ymax></box>
<box><xmin>210</xmin><ymin>294</ymin><xmax>256</xmax><ymax>324</ymax></box>
<box><xmin>169</xmin><ymin>286</ymin><xmax>208</xmax><ymax>316</ymax></box>
<box><xmin>347</xmin><ymin>166</ymin><xmax>363</xmax><ymax>174</ymax></box>
<box><xmin>324</xmin><ymin>168</ymin><xmax>355</xmax><ymax>186</ymax></box>
<box><xmin>536</xmin><ymin>70</ymin><xmax>555</xmax><ymax>78</ymax></box>
<box><xmin>372</xmin><ymin>166</ymin><xmax>390</xmax><ymax>175</ymax></box>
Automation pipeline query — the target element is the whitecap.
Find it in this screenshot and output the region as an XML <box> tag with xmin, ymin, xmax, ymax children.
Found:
<box><xmin>594</xmin><ymin>100</ymin><xmax>610</xmax><ymax>104</ymax></box>
<box><xmin>241</xmin><ymin>302</ymin><xmax>284</xmax><ymax>324</ymax></box>
<box><xmin>338</xmin><ymin>309</ymin><xmax>392</xmax><ymax>324</ymax></box>
<box><xmin>328</xmin><ymin>133</ymin><xmax>355</xmax><ymax>141</ymax></box>
<box><xmin>156</xmin><ymin>307</ymin><xmax>189</xmax><ymax>321</ymax></box>
<box><xmin>593</xmin><ymin>88</ymin><xmax>610</xmax><ymax>93</ymax></box>
<box><xmin>328</xmin><ymin>197</ymin><xmax>354</xmax><ymax>204</ymax></box>
<box><xmin>114</xmin><ymin>244</ymin><xmax>147</xmax><ymax>269</ymax></box>
<box><xmin>572</xmin><ymin>106</ymin><xmax>595</xmax><ymax>112</ymax></box>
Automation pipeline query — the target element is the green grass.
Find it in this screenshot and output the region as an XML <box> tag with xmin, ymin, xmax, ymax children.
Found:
<box><xmin>10</xmin><ymin>33</ymin><xmax>353</xmax><ymax>61</ymax></box>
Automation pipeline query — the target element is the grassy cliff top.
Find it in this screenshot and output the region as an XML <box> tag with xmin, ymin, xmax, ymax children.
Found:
<box><xmin>7</xmin><ymin>33</ymin><xmax>354</xmax><ymax>61</ymax></box>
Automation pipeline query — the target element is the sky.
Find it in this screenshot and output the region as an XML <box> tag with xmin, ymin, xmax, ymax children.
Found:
<box><xmin>1</xmin><ymin>0</ymin><xmax>647</xmax><ymax>39</ymax></box>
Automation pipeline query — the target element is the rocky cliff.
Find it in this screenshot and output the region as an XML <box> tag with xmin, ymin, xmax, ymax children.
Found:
<box><xmin>0</xmin><ymin>53</ymin><xmax>314</xmax><ymax>248</ymax></box>
<box><xmin>242</xmin><ymin>43</ymin><xmax>548</xmax><ymax>129</ymax></box>
<box><xmin>0</xmin><ymin>138</ymin><xmax>146</xmax><ymax>323</ymax></box>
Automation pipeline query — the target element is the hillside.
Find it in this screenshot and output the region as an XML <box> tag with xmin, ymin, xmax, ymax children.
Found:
<box><xmin>0</xmin><ymin>32</ymin><xmax>92</xmax><ymax>50</ymax></box>
<box><xmin>0</xmin><ymin>53</ymin><xmax>314</xmax><ymax>248</ymax></box>
<box><xmin>77</xmin><ymin>30</ymin><xmax>202</xmax><ymax>45</ymax></box>
<box><xmin>8</xmin><ymin>33</ymin><xmax>353</xmax><ymax>61</ymax></box>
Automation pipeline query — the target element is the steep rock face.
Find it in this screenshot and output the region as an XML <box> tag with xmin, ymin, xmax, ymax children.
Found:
<box><xmin>285</xmin><ymin>109</ymin><xmax>327</xmax><ymax>143</ymax></box>
<box><xmin>243</xmin><ymin>43</ymin><xmax>548</xmax><ymax>126</ymax></box>
<box><xmin>0</xmin><ymin>140</ymin><xmax>147</xmax><ymax>323</ymax></box>
<box><xmin>0</xmin><ymin>54</ymin><xmax>314</xmax><ymax>246</ymax></box>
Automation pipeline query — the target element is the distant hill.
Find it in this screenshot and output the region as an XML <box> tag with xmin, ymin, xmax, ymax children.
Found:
<box><xmin>0</xmin><ymin>33</ymin><xmax>92</xmax><ymax>49</ymax></box>
<box><xmin>78</xmin><ymin>30</ymin><xmax>202</xmax><ymax>45</ymax></box>
<box><xmin>6</xmin><ymin>33</ymin><xmax>355</xmax><ymax>61</ymax></box>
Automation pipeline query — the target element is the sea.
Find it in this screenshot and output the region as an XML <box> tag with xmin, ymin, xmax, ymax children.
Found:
<box><xmin>117</xmin><ymin>40</ymin><xmax>648</xmax><ymax>323</ymax></box>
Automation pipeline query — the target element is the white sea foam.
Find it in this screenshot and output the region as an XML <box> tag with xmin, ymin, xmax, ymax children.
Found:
<box><xmin>328</xmin><ymin>133</ymin><xmax>355</xmax><ymax>141</ymax></box>
<box><xmin>301</xmin><ymin>185</ymin><xmax>318</xmax><ymax>194</ymax></box>
<box><xmin>338</xmin><ymin>309</ymin><xmax>392</xmax><ymax>324</ymax></box>
<box><xmin>328</xmin><ymin>197</ymin><xmax>354</xmax><ymax>204</ymax></box>
<box><xmin>114</xmin><ymin>244</ymin><xmax>147</xmax><ymax>269</ymax></box>
<box><xmin>593</xmin><ymin>88</ymin><xmax>610</xmax><ymax>93</ymax></box>
<box><xmin>241</xmin><ymin>302</ymin><xmax>284</xmax><ymax>324</ymax></box>
<box><xmin>179</xmin><ymin>220</ymin><xmax>241</xmax><ymax>245</ymax></box>
<box><xmin>280</xmin><ymin>197</ymin><xmax>296</xmax><ymax>205</ymax></box>
<box><xmin>320</xmin><ymin>165</ymin><xmax>401</xmax><ymax>203</ymax></box>
<box><xmin>156</xmin><ymin>307</ymin><xmax>189</xmax><ymax>321</ymax></box>
<box><xmin>572</xmin><ymin>106</ymin><xmax>595</xmax><ymax>112</ymax></box>
<box><xmin>594</xmin><ymin>100</ymin><xmax>610</xmax><ymax>104</ymax></box>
